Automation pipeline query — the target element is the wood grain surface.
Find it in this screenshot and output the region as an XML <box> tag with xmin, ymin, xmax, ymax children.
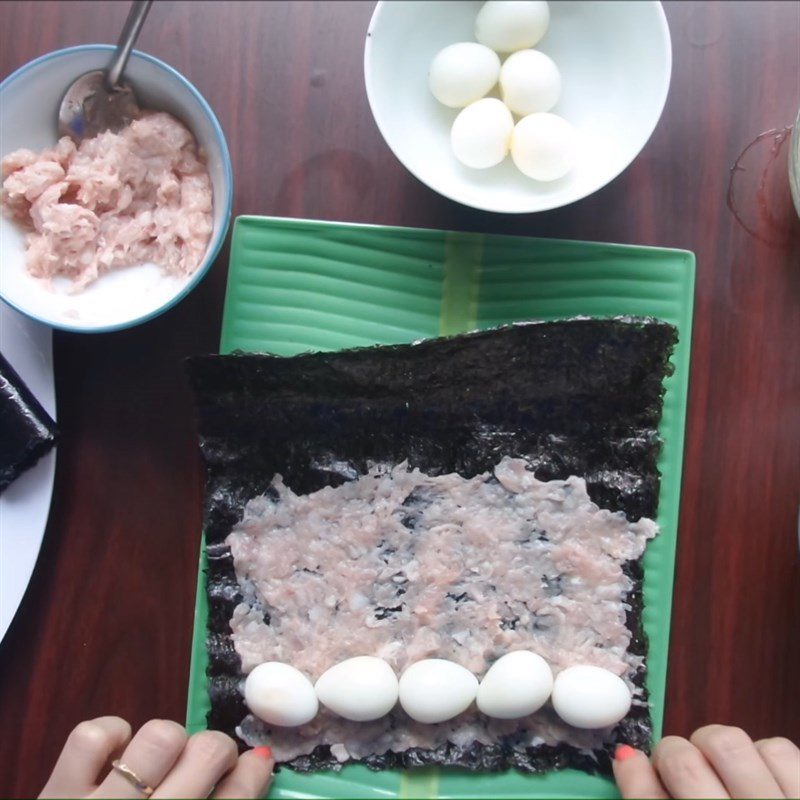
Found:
<box><xmin>1</xmin><ymin>1</ymin><xmax>798</xmax><ymax>796</ymax></box>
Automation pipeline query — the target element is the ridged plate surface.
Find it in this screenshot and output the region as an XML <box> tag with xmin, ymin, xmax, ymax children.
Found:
<box><xmin>187</xmin><ymin>215</ymin><xmax>695</xmax><ymax>799</ymax></box>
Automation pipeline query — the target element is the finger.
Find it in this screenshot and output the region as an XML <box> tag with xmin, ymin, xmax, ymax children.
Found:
<box><xmin>691</xmin><ymin>725</ymin><xmax>784</xmax><ymax>798</ymax></box>
<box><xmin>152</xmin><ymin>730</ymin><xmax>238</xmax><ymax>798</ymax></box>
<box><xmin>755</xmin><ymin>738</ymin><xmax>800</xmax><ymax>798</ymax></box>
<box><xmin>213</xmin><ymin>747</ymin><xmax>275</xmax><ymax>799</ymax></box>
<box><xmin>652</xmin><ymin>736</ymin><xmax>729</xmax><ymax>798</ymax></box>
<box><xmin>612</xmin><ymin>745</ymin><xmax>670</xmax><ymax>799</ymax></box>
<box><xmin>40</xmin><ymin>717</ymin><xmax>132</xmax><ymax>798</ymax></box>
<box><xmin>95</xmin><ymin>719</ymin><xmax>187</xmax><ymax>798</ymax></box>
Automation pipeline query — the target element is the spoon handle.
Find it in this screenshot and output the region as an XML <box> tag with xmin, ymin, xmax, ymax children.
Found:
<box><xmin>105</xmin><ymin>0</ymin><xmax>154</xmax><ymax>90</ymax></box>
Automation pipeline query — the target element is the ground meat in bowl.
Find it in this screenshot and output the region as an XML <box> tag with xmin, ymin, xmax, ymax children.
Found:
<box><xmin>1</xmin><ymin>111</ymin><xmax>212</xmax><ymax>291</ymax></box>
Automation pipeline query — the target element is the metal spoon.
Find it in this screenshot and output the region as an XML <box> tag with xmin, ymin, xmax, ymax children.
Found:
<box><xmin>58</xmin><ymin>0</ymin><xmax>153</xmax><ymax>142</ymax></box>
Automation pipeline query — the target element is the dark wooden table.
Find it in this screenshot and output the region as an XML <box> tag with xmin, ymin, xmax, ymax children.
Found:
<box><xmin>1</xmin><ymin>1</ymin><xmax>798</xmax><ymax>796</ymax></box>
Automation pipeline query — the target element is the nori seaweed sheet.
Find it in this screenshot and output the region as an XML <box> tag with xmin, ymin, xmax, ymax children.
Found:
<box><xmin>187</xmin><ymin>316</ymin><xmax>677</xmax><ymax>777</ymax></box>
<box><xmin>0</xmin><ymin>352</ymin><xmax>58</xmax><ymax>494</ymax></box>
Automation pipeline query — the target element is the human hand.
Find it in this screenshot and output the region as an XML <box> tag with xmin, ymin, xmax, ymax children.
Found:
<box><xmin>39</xmin><ymin>717</ymin><xmax>274</xmax><ymax>799</ymax></box>
<box><xmin>614</xmin><ymin>725</ymin><xmax>800</xmax><ymax>799</ymax></box>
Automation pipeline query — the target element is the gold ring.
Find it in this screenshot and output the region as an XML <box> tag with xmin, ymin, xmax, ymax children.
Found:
<box><xmin>111</xmin><ymin>759</ymin><xmax>154</xmax><ymax>798</ymax></box>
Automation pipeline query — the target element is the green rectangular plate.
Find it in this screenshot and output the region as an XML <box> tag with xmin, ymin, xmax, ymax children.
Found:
<box><xmin>187</xmin><ymin>215</ymin><xmax>696</xmax><ymax>799</ymax></box>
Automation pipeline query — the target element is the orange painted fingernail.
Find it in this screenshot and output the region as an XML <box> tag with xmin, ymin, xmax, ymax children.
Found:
<box><xmin>614</xmin><ymin>744</ymin><xmax>637</xmax><ymax>761</ymax></box>
<box><xmin>252</xmin><ymin>746</ymin><xmax>272</xmax><ymax>759</ymax></box>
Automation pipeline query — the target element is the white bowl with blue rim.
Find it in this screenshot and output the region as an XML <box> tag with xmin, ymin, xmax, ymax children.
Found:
<box><xmin>0</xmin><ymin>45</ymin><xmax>233</xmax><ymax>332</ymax></box>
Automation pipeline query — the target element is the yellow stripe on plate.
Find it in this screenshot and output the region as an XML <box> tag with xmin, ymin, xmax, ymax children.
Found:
<box><xmin>399</xmin><ymin>766</ymin><xmax>440</xmax><ymax>799</ymax></box>
<box><xmin>440</xmin><ymin>234</ymin><xmax>483</xmax><ymax>336</ymax></box>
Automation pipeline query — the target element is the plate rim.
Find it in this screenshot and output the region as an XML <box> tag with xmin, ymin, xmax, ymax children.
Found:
<box><xmin>0</xmin><ymin>304</ymin><xmax>57</xmax><ymax>644</ymax></box>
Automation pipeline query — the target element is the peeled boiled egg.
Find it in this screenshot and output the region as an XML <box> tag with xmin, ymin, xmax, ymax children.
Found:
<box><xmin>315</xmin><ymin>656</ymin><xmax>399</xmax><ymax>722</ymax></box>
<box><xmin>500</xmin><ymin>50</ymin><xmax>561</xmax><ymax>116</ymax></box>
<box><xmin>398</xmin><ymin>659</ymin><xmax>478</xmax><ymax>723</ymax></box>
<box><xmin>551</xmin><ymin>665</ymin><xmax>632</xmax><ymax>729</ymax></box>
<box><xmin>244</xmin><ymin>662</ymin><xmax>319</xmax><ymax>727</ymax></box>
<box><xmin>451</xmin><ymin>98</ymin><xmax>514</xmax><ymax>169</ymax></box>
<box><xmin>475</xmin><ymin>1</ymin><xmax>550</xmax><ymax>53</ymax></box>
<box><xmin>429</xmin><ymin>42</ymin><xmax>501</xmax><ymax>108</ymax></box>
<box><xmin>511</xmin><ymin>112</ymin><xmax>577</xmax><ymax>181</ymax></box>
<box><xmin>477</xmin><ymin>651</ymin><xmax>554</xmax><ymax>719</ymax></box>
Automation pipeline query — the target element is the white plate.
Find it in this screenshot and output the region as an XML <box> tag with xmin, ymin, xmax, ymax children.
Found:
<box><xmin>0</xmin><ymin>302</ymin><xmax>56</xmax><ymax>643</ymax></box>
<box><xmin>365</xmin><ymin>1</ymin><xmax>672</xmax><ymax>213</ymax></box>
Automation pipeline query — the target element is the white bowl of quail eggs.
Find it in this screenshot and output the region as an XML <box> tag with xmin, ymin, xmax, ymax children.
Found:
<box><xmin>365</xmin><ymin>1</ymin><xmax>672</xmax><ymax>213</ymax></box>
